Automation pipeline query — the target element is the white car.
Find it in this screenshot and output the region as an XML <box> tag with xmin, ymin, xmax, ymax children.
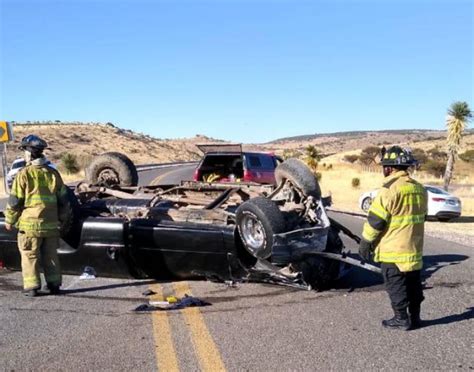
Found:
<box><xmin>6</xmin><ymin>158</ymin><xmax>27</xmax><ymax>189</ymax></box>
<box><xmin>359</xmin><ymin>185</ymin><xmax>462</xmax><ymax>222</ymax></box>
<box><xmin>6</xmin><ymin>158</ymin><xmax>56</xmax><ymax>190</ymax></box>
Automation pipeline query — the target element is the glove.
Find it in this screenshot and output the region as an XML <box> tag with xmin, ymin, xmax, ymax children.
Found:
<box><xmin>358</xmin><ymin>239</ymin><xmax>374</xmax><ymax>261</ymax></box>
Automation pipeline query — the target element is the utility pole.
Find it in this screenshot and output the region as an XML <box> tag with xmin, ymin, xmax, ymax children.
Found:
<box><xmin>0</xmin><ymin>121</ymin><xmax>14</xmax><ymax>193</ymax></box>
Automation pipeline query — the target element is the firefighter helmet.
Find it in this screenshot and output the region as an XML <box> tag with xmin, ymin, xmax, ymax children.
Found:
<box><xmin>380</xmin><ymin>146</ymin><xmax>418</xmax><ymax>167</ymax></box>
<box><xmin>18</xmin><ymin>135</ymin><xmax>48</xmax><ymax>151</ymax></box>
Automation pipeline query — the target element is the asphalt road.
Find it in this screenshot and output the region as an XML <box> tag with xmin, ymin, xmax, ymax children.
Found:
<box><xmin>1</xmin><ymin>165</ymin><xmax>473</xmax><ymax>370</ymax></box>
<box><xmin>1</xmin><ymin>212</ymin><xmax>472</xmax><ymax>371</ymax></box>
<box><xmin>140</xmin><ymin>164</ymin><xmax>196</xmax><ymax>186</ymax></box>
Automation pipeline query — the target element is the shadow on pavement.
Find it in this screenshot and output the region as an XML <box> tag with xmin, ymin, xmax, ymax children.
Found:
<box><xmin>334</xmin><ymin>253</ymin><xmax>469</xmax><ymax>291</ymax></box>
<box><xmin>334</xmin><ymin>267</ymin><xmax>384</xmax><ymax>291</ymax></box>
<box><xmin>422</xmin><ymin>254</ymin><xmax>469</xmax><ymax>281</ymax></box>
<box><xmin>423</xmin><ymin>307</ymin><xmax>474</xmax><ymax>328</ymax></box>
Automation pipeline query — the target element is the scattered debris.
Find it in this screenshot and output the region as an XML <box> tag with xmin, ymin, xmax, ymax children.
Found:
<box><xmin>142</xmin><ymin>289</ymin><xmax>156</xmax><ymax>296</ymax></box>
<box><xmin>134</xmin><ymin>304</ymin><xmax>156</xmax><ymax>312</ymax></box>
<box><xmin>225</xmin><ymin>280</ymin><xmax>240</xmax><ymax>289</ymax></box>
<box><xmin>166</xmin><ymin>296</ymin><xmax>178</xmax><ymax>303</ymax></box>
<box><xmin>79</xmin><ymin>266</ymin><xmax>97</xmax><ymax>280</ymax></box>
<box><xmin>133</xmin><ymin>294</ymin><xmax>211</xmax><ymax>312</ymax></box>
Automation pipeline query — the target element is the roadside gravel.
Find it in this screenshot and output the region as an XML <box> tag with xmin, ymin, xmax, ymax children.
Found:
<box><xmin>424</xmin><ymin>223</ymin><xmax>474</xmax><ymax>248</ymax></box>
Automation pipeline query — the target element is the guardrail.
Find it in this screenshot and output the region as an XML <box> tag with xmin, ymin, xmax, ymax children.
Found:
<box><xmin>136</xmin><ymin>161</ymin><xmax>198</xmax><ymax>172</ymax></box>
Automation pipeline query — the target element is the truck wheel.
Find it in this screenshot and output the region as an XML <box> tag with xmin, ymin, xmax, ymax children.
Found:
<box><xmin>60</xmin><ymin>187</ymin><xmax>81</xmax><ymax>242</ymax></box>
<box><xmin>86</xmin><ymin>152</ymin><xmax>138</xmax><ymax>187</ymax></box>
<box><xmin>236</xmin><ymin>197</ymin><xmax>285</xmax><ymax>259</ymax></box>
<box><xmin>361</xmin><ymin>197</ymin><xmax>372</xmax><ymax>212</ymax></box>
<box><xmin>275</xmin><ymin>158</ymin><xmax>321</xmax><ymax>199</ymax></box>
<box><xmin>295</xmin><ymin>225</ymin><xmax>344</xmax><ymax>291</ymax></box>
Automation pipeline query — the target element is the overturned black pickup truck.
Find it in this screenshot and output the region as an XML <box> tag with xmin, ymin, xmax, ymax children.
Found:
<box><xmin>0</xmin><ymin>153</ymin><xmax>375</xmax><ymax>290</ymax></box>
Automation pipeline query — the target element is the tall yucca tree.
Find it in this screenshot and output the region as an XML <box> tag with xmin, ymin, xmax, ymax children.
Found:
<box><xmin>443</xmin><ymin>101</ymin><xmax>472</xmax><ymax>190</ymax></box>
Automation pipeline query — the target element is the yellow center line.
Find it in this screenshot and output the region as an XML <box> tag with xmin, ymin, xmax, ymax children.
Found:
<box><xmin>150</xmin><ymin>168</ymin><xmax>178</xmax><ymax>185</ymax></box>
<box><xmin>150</xmin><ymin>283</ymin><xmax>180</xmax><ymax>372</ymax></box>
<box><xmin>173</xmin><ymin>281</ymin><xmax>226</xmax><ymax>372</ymax></box>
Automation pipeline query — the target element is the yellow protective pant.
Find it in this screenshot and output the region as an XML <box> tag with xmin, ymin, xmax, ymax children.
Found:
<box><xmin>18</xmin><ymin>234</ymin><xmax>62</xmax><ymax>290</ymax></box>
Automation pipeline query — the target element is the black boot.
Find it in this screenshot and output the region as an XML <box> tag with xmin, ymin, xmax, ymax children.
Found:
<box><xmin>22</xmin><ymin>288</ymin><xmax>38</xmax><ymax>297</ymax></box>
<box><xmin>47</xmin><ymin>284</ymin><xmax>61</xmax><ymax>295</ymax></box>
<box><xmin>382</xmin><ymin>310</ymin><xmax>410</xmax><ymax>330</ymax></box>
<box><xmin>408</xmin><ymin>305</ymin><xmax>422</xmax><ymax>330</ymax></box>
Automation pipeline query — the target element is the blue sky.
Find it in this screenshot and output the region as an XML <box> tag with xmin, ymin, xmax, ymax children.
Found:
<box><xmin>0</xmin><ymin>0</ymin><xmax>472</xmax><ymax>143</ymax></box>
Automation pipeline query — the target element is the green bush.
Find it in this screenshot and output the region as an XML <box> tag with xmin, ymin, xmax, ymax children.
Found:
<box><xmin>360</xmin><ymin>146</ymin><xmax>381</xmax><ymax>164</ymax></box>
<box><xmin>305</xmin><ymin>145</ymin><xmax>321</xmax><ymax>161</ymax></box>
<box><xmin>427</xmin><ymin>147</ymin><xmax>447</xmax><ymax>161</ymax></box>
<box><xmin>305</xmin><ymin>158</ymin><xmax>318</xmax><ymax>173</ymax></box>
<box><xmin>412</xmin><ymin>148</ymin><xmax>428</xmax><ymax>164</ymax></box>
<box><xmin>61</xmin><ymin>153</ymin><xmax>80</xmax><ymax>174</ymax></box>
<box><xmin>344</xmin><ymin>154</ymin><xmax>359</xmax><ymax>163</ymax></box>
<box><xmin>282</xmin><ymin>149</ymin><xmax>302</xmax><ymax>160</ymax></box>
<box><xmin>421</xmin><ymin>159</ymin><xmax>446</xmax><ymax>178</ymax></box>
<box><xmin>352</xmin><ymin>177</ymin><xmax>360</xmax><ymax>188</ymax></box>
<box><xmin>459</xmin><ymin>149</ymin><xmax>474</xmax><ymax>162</ymax></box>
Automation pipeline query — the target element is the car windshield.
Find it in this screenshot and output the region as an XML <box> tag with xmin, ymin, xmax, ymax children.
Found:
<box><xmin>425</xmin><ymin>186</ymin><xmax>449</xmax><ymax>195</ymax></box>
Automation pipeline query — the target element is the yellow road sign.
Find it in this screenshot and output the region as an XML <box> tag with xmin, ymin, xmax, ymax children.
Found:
<box><xmin>0</xmin><ymin>121</ymin><xmax>13</xmax><ymax>143</ymax></box>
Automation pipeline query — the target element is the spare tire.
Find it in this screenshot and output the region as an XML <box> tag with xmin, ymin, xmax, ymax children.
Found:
<box><xmin>275</xmin><ymin>158</ymin><xmax>321</xmax><ymax>199</ymax></box>
<box><xmin>236</xmin><ymin>197</ymin><xmax>285</xmax><ymax>259</ymax></box>
<box><xmin>85</xmin><ymin>152</ymin><xmax>138</xmax><ymax>187</ymax></box>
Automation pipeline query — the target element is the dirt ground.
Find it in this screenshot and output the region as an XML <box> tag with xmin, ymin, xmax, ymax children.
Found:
<box><xmin>319</xmin><ymin>164</ymin><xmax>474</xmax><ymax>238</ymax></box>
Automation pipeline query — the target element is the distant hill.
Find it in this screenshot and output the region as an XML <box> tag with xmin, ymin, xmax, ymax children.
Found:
<box><xmin>261</xmin><ymin>129</ymin><xmax>474</xmax><ymax>157</ymax></box>
<box><xmin>5</xmin><ymin>122</ymin><xmax>222</xmax><ymax>166</ymax></box>
<box><xmin>268</xmin><ymin>129</ymin><xmax>448</xmax><ymax>144</ymax></box>
<box><xmin>5</xmin><ymin>123</ymin><xmax>473</xmax><ymax>168</ymax></box>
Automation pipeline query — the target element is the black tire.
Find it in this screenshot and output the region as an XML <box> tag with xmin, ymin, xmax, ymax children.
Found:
<box><xmin>438</xmin><ymin>217</ymin><xmax>452</xmax><ymax>222</ymax></box>
<box><xmin>60</xmin><ymin>187</ymin><xmax>81</xmax><ymax>244</ymax></box>
<box><xmin>275</xmin><ymin>158</ymin><xmax>321</xmax><ymax>199</ymax></box>
<box><xmin>294</xmin><ymin>225</ymin><xmax>344</xmax><ymax>291</ymax></box>
<box><xmin>361</xmin><ymin>197</ymin><xmax>372</xmax><ymax>212</ymax></box>
<box><xmin>236</xmin><ymin>197</ymin><xmax>286</xmax><ymax>259</ymax></box>
<box><xmin>85</xmin><ymin>152</ymin><xmax>138</xmax><ymax>187</ymax></box>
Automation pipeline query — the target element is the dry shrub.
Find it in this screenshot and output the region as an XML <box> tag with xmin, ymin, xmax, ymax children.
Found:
<box><xmin>352</xmin><ymin>177</ymin><xmax>360</xmax><ymax>188</ymax></box>
<box><xmin>60</xmin><ymin>152</ymin><xmax>80</xmax><ymax>174</ymax></box>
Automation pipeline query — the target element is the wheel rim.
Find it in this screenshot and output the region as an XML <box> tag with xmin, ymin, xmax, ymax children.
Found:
<box><xmin>240</xmin><ymin>212</ymin><xmax>266</xmax><ymax>255</ymax></box>
<box><xmin>362</xmin><ymin>198</ymin><xmax>372</xmax><ymax>212</ymax></box>
<box><xmin>97</xmin><ymin>168</ymin><xmax>120</xmax><ymax>186</ymax></box>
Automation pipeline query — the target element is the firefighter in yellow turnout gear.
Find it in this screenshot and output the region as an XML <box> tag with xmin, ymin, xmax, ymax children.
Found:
<box><xmin>359</xmin><ymin>146</ymin><xmax>427</xmax><ymax>330</ymax></box>
<box><xmin>5</xmin><ymin>135</ymin><xmax>72</xmax><ymax>297</ymax></box>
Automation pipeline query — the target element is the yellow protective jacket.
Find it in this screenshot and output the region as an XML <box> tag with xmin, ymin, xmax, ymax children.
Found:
<box><xmin>362</xmin><ymin>170</ymin><xmax>428</xmax><ymax>272</ymax></box>
<box><xmin>5</xmin><ymin>158</ymin><xmax>71</xmax><ymax>237</ymax></box>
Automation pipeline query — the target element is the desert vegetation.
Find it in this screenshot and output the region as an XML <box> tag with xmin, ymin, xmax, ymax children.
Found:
<box><xmin>1</xmin><ymin>123</ymin><xmax>472</xmax><ymax>226</ymax></box>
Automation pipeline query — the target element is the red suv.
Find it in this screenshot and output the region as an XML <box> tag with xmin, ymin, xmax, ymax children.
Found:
<box><xmin>193</xmin><ymin>144</ymin><xmax>282</xmax><ymax>184</ymax></box>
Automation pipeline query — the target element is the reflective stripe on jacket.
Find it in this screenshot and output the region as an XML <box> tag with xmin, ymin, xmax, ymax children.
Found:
<box><xmin>362</xmin><ymin>170</ymin><xmax>427</xmax><ymax>272</ymax></box>
<box><xmin>5</xmin><ymin>160</ymin><xmax>70</xmax><ymax>237</ymax></box>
